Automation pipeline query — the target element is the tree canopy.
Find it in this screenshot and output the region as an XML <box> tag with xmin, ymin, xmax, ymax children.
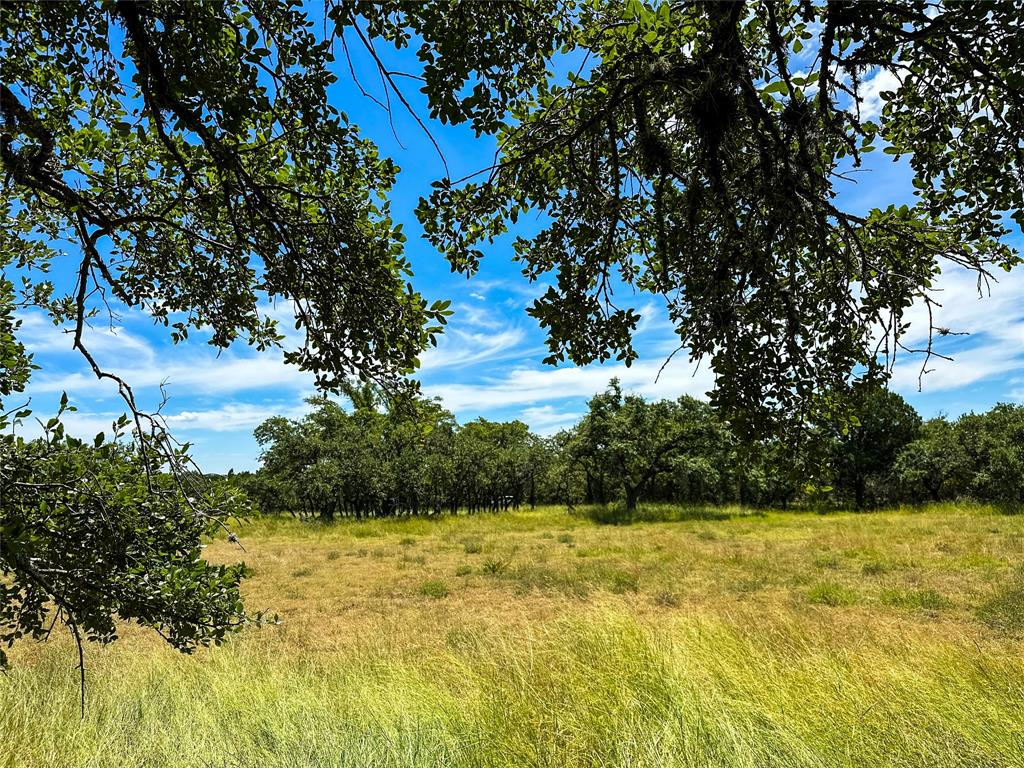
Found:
<box><xmin>567</xmin><ymin>379</ymin><xmax>731</xmax><ymax>510</ymax></box>
<box><xmin>405</xmin><ymin>0</ymin><xmax>1023</xmax><ymax>434</ymax></box>
<box><xmin>251</xmin><ymin>389</ymin><xmax>547</xmax><ymax>519</ymax></box>
<box><xmin>4</xmin><ymin>1</ymin><xmax>1021</xmax><ymax>435</ymax></box>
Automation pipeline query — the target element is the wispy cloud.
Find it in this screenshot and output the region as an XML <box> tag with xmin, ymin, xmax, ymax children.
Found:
<box><xmin>163</xmin><ymin>402</ymin><xmax>312</xmax><ymax>432</ymax></box>
<box><xmin>425</xmin><ymin>354</ymin><xmax>713</xmax><ymax>414</ymax></box>
<box><xmin>888</xmin><ymin>265</ymin><xmax>1024</xmax><ymax>395</ymax></box>
<box><xmin>519</xmin><ymin>404</ymin><xmax>584</xmax><ymax>435</ymax></box>
<box><xmin>890</xmin><ymin>342</ymin><xmax>1024</xmax><ymax>394</ymax></box>
<box><xmin>20</xmin><ymin>401</ymin><xmax>312</xmax><ymax>444</ymax></box>
<box><xmin>30</xmin><ymin>352</ymin><xmax>313</xmax><ymax>399</ymax></box>
<box><xmin>419</xmin><ymin>327</ymin><xmax>530</xmax><ymax>372</ymax></box>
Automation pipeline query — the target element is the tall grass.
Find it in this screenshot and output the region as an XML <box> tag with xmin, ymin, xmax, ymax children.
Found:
<box><xmin>3</xmin><ymin>611</ymin><xmax>1022</xmax><ymax>767</ymax></box>
<box><xmin>3</xmin><ymin>504</ymin><xmax>1023</xmax><ymax>767</ymax></box>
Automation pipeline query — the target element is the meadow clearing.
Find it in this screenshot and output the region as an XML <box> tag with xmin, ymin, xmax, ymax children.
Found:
<box><xmin>2</xmin><ymin>503</ymin><xmax>1023</xmax><ymax>768</ymax></box>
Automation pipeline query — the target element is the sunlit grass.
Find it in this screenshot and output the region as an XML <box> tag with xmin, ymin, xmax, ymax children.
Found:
<box><xmin>3</xmin><ymin>503</ymin><xmax>1023</xmax><ymax>767</ymax></box>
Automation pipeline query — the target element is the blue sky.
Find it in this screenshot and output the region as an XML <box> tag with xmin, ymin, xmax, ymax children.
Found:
<box><xmin>13</xmin><ymin>35</ymin><xmax>1024</xmax><ymax>473</ymax></box>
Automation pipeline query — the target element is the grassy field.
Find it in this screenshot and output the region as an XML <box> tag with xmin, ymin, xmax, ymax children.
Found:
<box><xmin>3</xmin><ymin>503</ymin><xmax>1024</xmax><ymax>767</ymax></box>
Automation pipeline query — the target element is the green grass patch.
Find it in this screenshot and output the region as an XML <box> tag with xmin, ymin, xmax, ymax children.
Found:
<box><xmin>418</xmin><ymin>579</ymin><xmax>449</xmax><ymax>599</ymax></box>
<box><xmin>807</xmin><ymin>582</ymin><xmax>858</xmax><ymax>607</ymax></box>
<box><xmin>880</xmin><ymin>588</ymin><xmax>952</xmax><ymax>612</ymax></box>
<box><xmin>481</xmin><ymin>557</ymin><xmax>509</xmax><ymax>575</ymax></box>
<box><xmin>861</xmin><ymin>560</ymin><xmax>887</xmax><ymax>576</ymax></box>
<box><xmin>813</xmin><ymin>552</ymin><xmax>841</xmax><ymax>570</ymax></box>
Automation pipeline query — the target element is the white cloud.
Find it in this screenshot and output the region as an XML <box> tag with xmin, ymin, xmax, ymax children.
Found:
<box><xmin>425</xmin><ymin>354</ymin><xmax>714</xmax><ymax>413</ymax></box>
<box><xmin>452</xmin><ymin>301</ymin><xmax>509</xmax><ymax>330</ymax></box>
<box><xmin>419</xmin><ymin>327</ymin><xmax>529</xmax><ymax>372</ymax></box>
<box><xmin>856</xmin><ymin>67</ymin><xmax>902</xmax><ymax>120</ymax></box>
<box><xmin>163</xmin><ymin>402</ymin><xmax>311</xmax><ymax>432</ymax></box>
<box><xmin>29</xmin><ymin>352</ymin><xmax>313</xmax><ymax>399</ymax></box>
<box><xmin>19</xmin><ymin>313</ymin><xmax>156</xmax><ymax>361</ymax></box>
<box><xmin>18</xmin><ymin>301</ymin><xmax>317</xmax><ymax>405</ymax></box>
<box><xmin>17</xmin><ymin>401</ymin><xmax>312</xmax><ymax>445</ymax></box>
<box><xmin>888</xmin><ymin>265</ymin><xmax>1024</xmax><ymax>395</ymax></box>
<box><xmin>518</xmin><ymin>404</ymin><xmax>584</xmax><ymax>435</ymax></box>
<box><xmin>899</xmin><ymin>267</ymin><xmax>1024</xmax><ymax>346</ymax></box>
<box><xmin>890</xmin><ymin>342</ymin><xmax>1024</xmax><ymax>393</ymax></box>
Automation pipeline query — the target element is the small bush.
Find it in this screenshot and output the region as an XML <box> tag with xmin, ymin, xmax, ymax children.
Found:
<box><xmin>399</xmin><ymin>537</ymin><xmax>416</xmax><ymax>547</ymax></box>
<box><xmin>807</xmin><ymin>582</ymin><xmax>858</xmax><ymax>607</ymax></box>
<box><xmin>455</xmin><ymin>565</ymin><xmax>473</xmax><ymax>577</ymax></box>
<box><xmin>557</xmin><ymin>533</ymin><xmax>574</xmax><ymax>545</ymax></box>
<box><xmin>482</xmin><ymin>557</ymin><xmax>509</xmax><ymax>575</ymax></box>
<box><xmin>326</xmin><ymin>550</ymin><xmax>341</xmax><ymax>561</ymax></box>
<box><xmin>418</xmin><ymin>580</ymin><xmax>449</xmax><ymax>599</ymax></box>
<box><xmin>461</xmin><ymin>537</ymin><xmax>483</xmax><ymax>554</ymax></box>
<box><xmin>291</xmin><ymin>567</ymin><xmax>314</xmax><ymax>578</ymax></box>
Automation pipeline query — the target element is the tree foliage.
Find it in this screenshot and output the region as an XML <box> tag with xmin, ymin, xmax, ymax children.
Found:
<box><xmin>956</xmin><ymin>405</ymin><xmax>1024</xmax><ymax>509</ymax></box>
<box><xmin>0</xmin><ymin>406</ymin><xmax>252</xmax><ymax>678</ymax></box>
<box><xmin>2</xmin><ymin>2</ymin><xmax>451</xmax><ymax>396</ymax></box>
<box><xmin>251</xmin><ymin>389</ymin><xmax>548</xmax><ymax>519</ymax></box>
<box><xmin>398</xmin><ymin>0</ymin><xmax>1023</xmax><ymax>434</ymax></box>
<box><xmin>831</xmin><ymin>386</ymin><xmax>921</xmax><ymax>508</ymax></box>
<box><xmin>0</xmin><ymin>324</ymin><xmax>253</xmax><ymax>706</ymax></box>
<box><xmin>892</xmin><ymin>418</ymin><xmax>968</xmax><ymax>503</ymax></box>
<box><xmin>566</xmin><ymin>379</ymin><xmax>731</xmax><ymax>510</ymax></box>
<box><xmin>247</xmin><ymin>384</ymin><xmax>1024</xmax><ymax>517</ymax></box>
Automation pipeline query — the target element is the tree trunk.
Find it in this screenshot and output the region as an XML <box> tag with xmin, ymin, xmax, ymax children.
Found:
<box><xmin>625</xmin><ymin>486</ymin><xmax>638</xmax><ymax>511</ymax></box>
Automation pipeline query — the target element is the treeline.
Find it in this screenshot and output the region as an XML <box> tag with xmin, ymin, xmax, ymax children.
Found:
<box><xmin>237</xmin><ymin>383</ymin><xmax>547</xmax><ymax>519</ymax></box>
<box><xmin>231</xmin><ymin>380</ymin><xmax>1024</xmax><ymax>519</ymax></box>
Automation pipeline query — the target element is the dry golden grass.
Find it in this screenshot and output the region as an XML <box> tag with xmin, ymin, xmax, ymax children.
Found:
<box><xmin>197</xmin><ymin>503</ymin><xmax>1024</xmax><ymax>647</ymax></box>
<box><xmin>4</xmin><ymin>504</ymin><xmax>1024</xmax><ymax>767</ymax></box>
